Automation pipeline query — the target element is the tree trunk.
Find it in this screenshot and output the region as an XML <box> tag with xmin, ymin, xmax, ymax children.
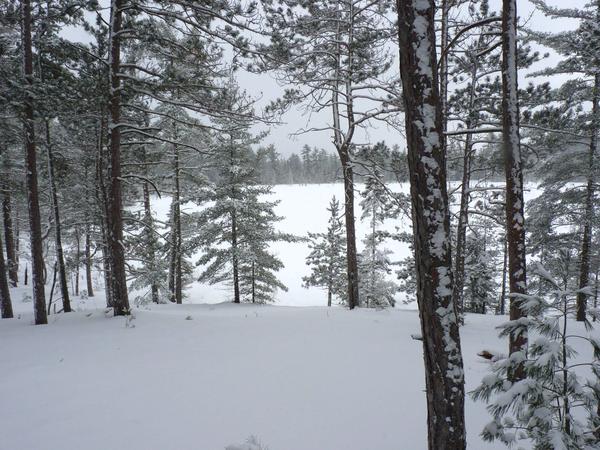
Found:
<box><xmin>499</xmin><ymin>237</ymin><xmax>508</xmax><ymax>315</ymax></box>
<box><xmin>168</xmin><ymin>134</ymin><xmax>182</xmax><ymax>305</ymax></box>
<box><xmin>0</xmin><ymin>231</ymin><xmax>13</xmax><ymax>318</ymax></box>
<box><xmin>107</xmin><ymin>0</ymin><xmax>130</xmax><ymax>315</ymax></box>
<box><xmin>100</xmin><ymin>221</ymin><xmax>114</xmax><ymax>308</ymax></box>
<box><xmin>45</xmin><ymin>120</ymin><xmax>72</xmax><ymax>312</ymax></box>
<box><xmin>85</xmin><ymin>223</ymin><xmax>94</xmax><ymax>297</ymax></box>
<box><xmin>74</xmin><ymin>228</ymin><xmax>80</xmax><ymax>296</ymax></box>
<box><xmin>341</xmin><ymin>153</ymin><xmax>359</xmax><ymax>309</ymax></box>
<box><xmin>2</xmin><ymin>184</ymin><xmax>18</xmax><ymax>287</ymax></box>
<box><xmin>231</xmin><ymin>210</ymin><xmax>240</xmax><ymax>304</ymax></box>
<box><xmin>251</xmin><ymin>260</ymin><xmax>255</xmax><ymax>304</ymax></box>
<box><xmin>502</xmin><ymin>0</ymin><xmax>528</xmax><ymax>378</ymax></box>
<box><xmin>142</xmin><ymin>180</ymin><xmax>159</xmax><ymax>304</ymax></box>
<box><xmin>397</xmin><ymin>1</ymin><xmax>466</xmax><ymax>448</ymax></box>
<box><xmin>452</xmin><ymin>61</ymin><xmax>479</xmax><ymax>315</ymax></box>
<box><xmin>576</xmin><ymin>72</ymin><xmax>599</xmax><ymax>321</ymax></box>
<box><xmin>95</xmin><ymin>115</ymin><xmax>113</xmax><ymax>307</ymax></box>
<box><xmin>22</xmin><ymin>0</ymin><xmax>47</xmax><ymax>325</ymax></box>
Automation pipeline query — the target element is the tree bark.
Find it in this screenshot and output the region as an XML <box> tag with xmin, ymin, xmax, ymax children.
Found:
<box><xmin>331</xmin><ymin>6</ymin><xmax>359</xmax><ymax>309</ymax></box>
<box><xmin>107</xmin><ymin>0</ymin><xmax>130</xmax><ymax>315</ymax></box>
<box><xmin>502</xmin><ymin>0</ymin><xmax>528</xmax><ymax>378</ymax></box>
<box><xmin>142</xmin><ymin>180</ymin><xmax>159</xmax><ymax>304</ymax></box>
<box><xmin>576</xmin><ymin>72</ymin><xmax>599</xmax><ymax>321</ymax></box>
<box><xmin>168</xmin><ymin>132</ymin><xmax>182</xmax><ymax>305</ymax></box>
<box><xmin>2</xmin><ymin>183</ymin><xmax>18</xmax><ymax>287</ymax></box>
<box><xmin>341</xmin><ymin>155</ymin><xmax>359</xmax><ymax>309</ymax></box>
<box><xmin>231</xmin><ymin>210</ymin><xmax>240</xmax><ymax>304</ymax></box>
<box><xmin>22</xmin><ymin>0</ymin><xmax>47</xmax><ymax>325</ymax></box>
<box><xmin>85</xmin><ymin>223</ymin><xmax>94</xmax><ymax>297</ymax></box>
<box><xmin>0</xmin><ymin>230</ymin><xmax>13</xmax><ymax>318</ymax></box>
<box><xmin>45</xmin><ymin>120</ymin><xmax>71</xmax><ymax>312</ymax></box>
<box><xmin>452</xmin><ymin>61</ymin><xmax>479</xmax><ymax>315</ymax></box>
<box><xmin>397</xmin><ymin>1</ymin><xmax>466</xmax><ymax>448</ymax></box>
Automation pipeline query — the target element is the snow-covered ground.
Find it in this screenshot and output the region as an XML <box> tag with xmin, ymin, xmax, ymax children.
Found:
<box><xmin>7</xmin><ymin>300</ymin><xmax>596</xmax><ymax>450</ymax></box>
<box><xmin>5</xmin><ymin>182</ymin><xmax>588</xmax><ymax>450</ymax></box>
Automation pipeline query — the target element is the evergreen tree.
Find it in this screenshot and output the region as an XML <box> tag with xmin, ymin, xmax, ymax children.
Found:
<box><xmin>303</xmin><ymin>196</ymin><xmax>347</xmax><ymax>307</ymax></box>
<box><xmin>358</xmin><ymin>167</ymin><xmax>398</xmax><ymax>308</ymax></box>
<box><xmin>473</xmin><ymin>264</ymin><xmax>600</xmax><ymax>449</ymax></box>
<box><xmin>195</xmin><ymin>85</ymin><xmax>295</xmax><ymax>304</ymax></box>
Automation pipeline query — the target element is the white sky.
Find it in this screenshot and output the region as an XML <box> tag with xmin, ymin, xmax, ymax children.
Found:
<box><xmin>62</xmin><ymin>0</ymin><xmax>588</xmax><ymax>156</ymax></box>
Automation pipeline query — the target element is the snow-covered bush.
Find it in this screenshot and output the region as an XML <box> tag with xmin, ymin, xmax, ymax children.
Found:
<box><xmin>472</xmin><ymin>263</ymin><xmax>600</xmax><ymax>449</ymax></box>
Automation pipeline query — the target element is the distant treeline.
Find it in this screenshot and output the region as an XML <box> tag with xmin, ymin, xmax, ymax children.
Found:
<box><xmin>245</xmin><ymin>141</ymin><xmax>508</xmax><ymax>186</ymax></box>
<box><xmin>247</xmin><ymin>143</ymin><xmax>409</xmax><ymax>185</ymax></box>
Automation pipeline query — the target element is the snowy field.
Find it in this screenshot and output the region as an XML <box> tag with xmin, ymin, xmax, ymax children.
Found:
<box><xmin>3</xmin><ymin>182</ymin><xmax>593</xmax><ymax>450</ymax></box>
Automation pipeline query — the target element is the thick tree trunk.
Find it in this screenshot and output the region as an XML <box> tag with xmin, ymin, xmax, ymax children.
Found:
<box><xmin>397</xmin><ymin>1</ymin><xmax>466</xmax><ymax>448</ymax></box>
<box><xmin>0</xmin><ymin>231</ymin><xmax>13</xmax><ymax>318</ymax></box>
<box><xmin>2</xmin><ymin>185</ymin><xmax>18</xmax><ymax>287</ymax></box>
<box><xmin>576</xmin><ymin>73</ymin><xmax>599</xmax><ymax>321</ymax></box>
<box><xmin>107</xmin><ymin>0</ymin><xmax>130</xmax><ymax>315</ymax></box>
<box><xmin>499</xmin><ymin>237</ymin><xmax>508</xmax><ymax>315</ymax></box>
<box><xmin>22</xmin><ymin>0</ymin><xmax>47</xmax><ymax>325</ymax></box>
<box><xmin>502</xmin><ymin>0</ymin><xmax>528</xmax><ymax>378</ymax></box>
<box><xmin>45</xmin><ymin>120</ymin><xmax>71</xmax><ymax>312</ymax></box>
<box><xmin>85</xmin><ymin>223</ymin><xmax>94</xmax><ymax>297</ymax></box>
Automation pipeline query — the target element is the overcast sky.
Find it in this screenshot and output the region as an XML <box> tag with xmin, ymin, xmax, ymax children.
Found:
<box><xmin>243</xmin><ymin>0</ymin><xmax>588</xmax><ymax>156</ymax></box>
<box><xmin>63</xmin><ymin>0</ymin><xmax>588</xmax><ymax>156</ymax></box>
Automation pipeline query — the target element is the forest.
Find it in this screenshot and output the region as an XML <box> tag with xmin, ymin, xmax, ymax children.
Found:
<box><xmin>1</xmin><ymin>0</ymin><xmax>600</xmax><ymax>449</ymax></box>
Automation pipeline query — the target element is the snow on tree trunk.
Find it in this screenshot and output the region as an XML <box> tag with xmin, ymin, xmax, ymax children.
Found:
<box><xmin>576</xmin><ymin>72</ymin><xmax>600</xmax><ymax>321</ymax></box>
<box><xmin>2</xmin><ymin>187</ymin><xmax>18</xmax><ymax>287</ymax></box>
<box><xmin>107</xmin><ymin>0</ymin><xmax>130</xmax><ymax>316</ymax></box>
<box><xmin>45</xmin><ymin>120</ymin><xmax>71</xmax><ymax>312</ymax></box>
<box><xmin>22</xmin><ymin>0</ymin><xmax>47</xmax><ymax>325</ymax></box>
<box><xmin>396</xmin><ymin>1</ymin><xmax>466</xmax><ymax>448</ymax></box>
<box><xmin>85</xmin><ymin>223</ymin><xmax>94</xmax><ymax>297</ymax></box>
<box><xmin>168</xmin><ymin>130</ymin><xmax>182</xmax><ymax>305</ymax></box>
<box><xmin>0</xmin><ymin>230</ymin><xmax>13</xmax><ymax>319</ymax></box>
<box><xmin>501</xmin><ymin>0</ymin><xmax>527</xmax><ymax>377</ymax></box>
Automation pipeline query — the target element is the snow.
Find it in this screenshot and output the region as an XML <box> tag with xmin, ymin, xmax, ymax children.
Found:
<box><xmin>2</xmin><ymin>296</ymin><xmax>571</xmax><ymax>450</ymax></box>
<box><xmin>1</xmin><ymin>182</ymin><xmax>570</xmax><ymax>450</ymax></box>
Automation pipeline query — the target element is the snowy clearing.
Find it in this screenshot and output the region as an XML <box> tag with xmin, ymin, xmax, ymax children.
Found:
<box><xmin>5</xmin><ymin>302</ymin><xmax>593</xmax><ymax>450</ymax></box>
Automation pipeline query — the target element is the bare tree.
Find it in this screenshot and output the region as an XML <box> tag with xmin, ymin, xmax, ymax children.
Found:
<box><xmin>396</xmin><ymin>0</ymin><xmax>465</xmax><ymax>448</ymax></box>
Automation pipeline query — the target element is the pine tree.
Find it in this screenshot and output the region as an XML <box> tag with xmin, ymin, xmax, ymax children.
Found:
<box><xmin>358</xmin><ymin>167</ymin><xmax>398</xmax><ymax>308</ymax></box>
<box><xmin>473</xmin><ymin>263</ymin><xmax>600</xmax><ymax>449</ymax></box>
<box><xmin>397</xmin><ymin>0</ymin><xmax>465</xmax><ymax>446</ymax></box>
<box><xmin>195</xmin><ymin>84</ymin><xmax>295</xmax><ymax>304</ymax></box>
<box><xmin>303</xmin><ymin>197</ymin><xmax>347</xmax><ymax>307</ymax></box>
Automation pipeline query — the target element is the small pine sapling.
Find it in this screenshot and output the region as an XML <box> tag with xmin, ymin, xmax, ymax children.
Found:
<box><xmin>303</xmin><ymin>196</ymin><xmax>347</xmax><ymax>306</ymax></box>
<box><xmin>472</xmin><ymin>263</ymin><xmax>600</xmax><ymax>449</ymax></box>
